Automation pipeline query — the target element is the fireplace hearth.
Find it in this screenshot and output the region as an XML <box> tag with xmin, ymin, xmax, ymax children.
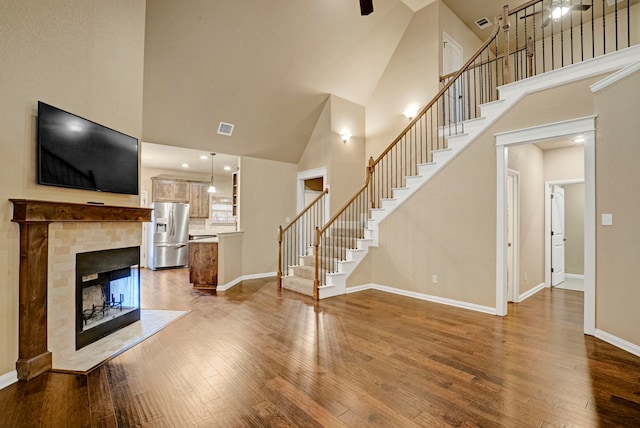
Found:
<box><xmin>76</xmin><ymin>246</ymin><xmax>141</xmax><ymax>350</ymax></box>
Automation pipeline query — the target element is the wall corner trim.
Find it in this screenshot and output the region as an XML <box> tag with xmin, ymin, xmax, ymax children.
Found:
<box><xmin>594</xmin><ymin>329</ymin><xmax>640</xmax><ymax>358</ymax></box>
<box><xmin>218</xmin><ymin>272</ymin><xmax>277</xmax><ymax>291</ymax></box>
<box><xmin>0</xmin><ymin>370</ymin><xmax>18</xmax><ymax>390</ymax></box>
<box><xmin>517</xmin><ymin>282</ymin><xmax>545</xmax><ymax>302</ymax></box>
<box><xmin>346</xmin><ymin>283</ymin><xmax>497</xmax><ymax>315</ymax></box>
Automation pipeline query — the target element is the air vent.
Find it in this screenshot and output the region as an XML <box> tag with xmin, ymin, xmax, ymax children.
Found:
<box><xmin>475</xmin><ymin>17</ymin><xmax>492</xmax><ymax>30</ymax></box>
<box><xmin>217</xmin><ymin>122</ymin><xmax>234</xmax><ymax>136</ymax></box>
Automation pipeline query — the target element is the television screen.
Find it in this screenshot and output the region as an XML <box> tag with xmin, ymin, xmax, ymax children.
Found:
<box><xmin>37</xmin><ymin>101</ymin><xmax>139</xmax><ymax>195</ymax></box>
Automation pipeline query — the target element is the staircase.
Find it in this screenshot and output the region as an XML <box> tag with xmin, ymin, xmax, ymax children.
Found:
<box><xmin>279</xmin><ymin>0</ymin><xmax>638</xmax><ymax>300</ymax></box>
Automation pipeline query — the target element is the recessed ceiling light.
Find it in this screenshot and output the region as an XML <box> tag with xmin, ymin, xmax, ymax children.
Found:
<box><xmin>200</xmin><ymin>155</ymin><xmax>208</xmax><ymax>160</ymax></box>
<box><xmin>224</xmin><ymin>166</ymin><xmax>232</xmax><ymax>171</ymax></box>
<box><xmin>181</xmin><ymin>163</ymin><xmax>189</xmax><ymax>168</ymax></box>
<box><xmin>574</xmin><ymin>137</ymin><xmax>585</xmax><ymax>143</ymax></box>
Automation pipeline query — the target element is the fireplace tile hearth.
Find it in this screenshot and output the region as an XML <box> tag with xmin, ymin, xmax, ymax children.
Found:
<box><xmin>51</xmin><ymin>309</ymin><xmax>187</xmax><ymax>374</ymax></box>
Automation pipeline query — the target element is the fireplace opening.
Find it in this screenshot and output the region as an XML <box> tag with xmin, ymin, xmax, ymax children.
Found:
<box><xmin>76</xmin><ymin>246</ymin><xmax>141</xmax><ymax>350</ymax></box>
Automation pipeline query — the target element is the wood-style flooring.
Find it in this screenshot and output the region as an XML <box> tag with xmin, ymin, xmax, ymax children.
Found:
<box><xmin>1</xmin><ymin>268</ymin><xmax>640</xmax><ymax>427</ymax></box>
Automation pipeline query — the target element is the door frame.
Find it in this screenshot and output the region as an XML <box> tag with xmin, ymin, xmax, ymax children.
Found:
<box><xmin>545</xmin><ymin>179</ymin><xmax>583</xmax><ymax>289</ymax></box>
<box><xmin>495</xmin><ymin>115</ymin><xmax>596</xmax><ymax>335</ymax></box>
<box><xmin>296</xmin><ymin>167</ymin><xmax>328</xmax><ymax>214</ymax></box>
<box><xmin>507</xmin><ymin>169</ymin><xmax>520</xmax><ymax>303</ymax></box>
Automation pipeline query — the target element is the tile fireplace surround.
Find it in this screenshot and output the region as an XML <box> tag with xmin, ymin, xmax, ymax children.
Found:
<box><xmin>9</xmin><ymin>199</ymin><xmax>152</xmax><ymax>381</ymax></box>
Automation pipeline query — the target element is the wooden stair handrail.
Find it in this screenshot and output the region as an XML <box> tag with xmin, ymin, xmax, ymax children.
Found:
<box><xmin>371</xmin><ymin>17</ymin><xmax>503</xmax><ymax>169</ymax></box>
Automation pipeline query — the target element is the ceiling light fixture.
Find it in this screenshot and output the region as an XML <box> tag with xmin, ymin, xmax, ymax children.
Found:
<box><xmin>340</xmin><ymin>131</ymin><xmax>352</xmax><ymax>143</ymax></box>
<box><xmin>181</xmin><ymin>163</ymin><xmax>189</xmax><ymax>168</ymax></box>
<box><xmin>200</xmin><ymin>155</ymin><xmax>208</xmax><ymax>160</ymax></box>
<box><xmin>574</xmin><ymin>136</ymin><xmax>585</xmax><ymax>143</ymax></box>
<box><xmin>207</xmin><ymin>153</ymin><xmax>217</xmax><ymax>193</ymax></box>
<box><xmin>224</xmin><ymin>165</ymin><xmax>232</xmax><ymax>171</ymax></box>
<box><xmin>551</xmin><ymin>6</ymin><xmax>570</xmax><ymax>20</ymax></box>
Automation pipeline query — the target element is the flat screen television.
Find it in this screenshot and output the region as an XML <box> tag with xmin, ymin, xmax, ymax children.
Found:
<box><xmin>37</xmin><ymin>101</ymin><xmax>139</xmax><ymax>195</ymax></box>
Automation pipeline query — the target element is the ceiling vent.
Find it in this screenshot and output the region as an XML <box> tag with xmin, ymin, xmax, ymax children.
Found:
<box><xmin>474</xmin><ymin>17</ymin><xmax>492</xmax><ymax>30</ymax></box>
<box><xmin>217</xmin><ymin>122</ymin><xmax>234</xmax><ymax>136</ymax></box>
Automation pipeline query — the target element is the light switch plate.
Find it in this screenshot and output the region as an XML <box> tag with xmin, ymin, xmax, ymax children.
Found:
<box><xmin>602</xmin><ymin>213</ymin><xmax>613</xmax><ymax>226</ymax></box>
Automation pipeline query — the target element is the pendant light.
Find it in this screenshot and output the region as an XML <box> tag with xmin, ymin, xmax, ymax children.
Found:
<box><xmin>207</xmin><ymin>153</ymin><xmax>217</xmax><ymax>193</ymax></box>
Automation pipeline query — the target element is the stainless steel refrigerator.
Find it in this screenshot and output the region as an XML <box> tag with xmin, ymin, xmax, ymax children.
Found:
<box><xmin>148</xmin><ymin>202</ymin><xmax>190</xmax><ymax>270</ymax></box>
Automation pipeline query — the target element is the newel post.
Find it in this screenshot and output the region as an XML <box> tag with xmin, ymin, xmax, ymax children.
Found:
<box><xmin>502</xmin><ymin>5</ymin><xmax>511</xmax><ymax>84</ymax></box>
<box><xmin>368</xmin><ymin>156</ymin><xmax>375</xmax><ymax>209</ymax></box>
<box><xmin>313</xmin><ymin>227</ymin><xmax>320</xmax><ymax>300</ymax></box>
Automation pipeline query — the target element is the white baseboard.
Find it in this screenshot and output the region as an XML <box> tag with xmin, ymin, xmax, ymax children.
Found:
<box><xmin>0</xmin><ymin>370</ymin><xmax>18</xmax><ymax>390</ymax></box>
<box><xmin>565</xmin><ymin>273</ymin><xmax>585</xmax><ymax>280</ymax></box>
<box><xmin>218</xmin><ymin>272</ymin><xmax>277</xmax><ymax>291</ymax></box>
<box><xmin>518</xmin><ymin>282</ymin><xmax>545</xmax><ymax>302</ymax></box>
<box><xmin>595</xmin><ymin>329</ymin><xmax>640</xmax><ymax>358</ymax></box>
<box><xmin>346</xmin><ymin>283</ymin><xmax>496</xmax><ymax>315</ymax></box>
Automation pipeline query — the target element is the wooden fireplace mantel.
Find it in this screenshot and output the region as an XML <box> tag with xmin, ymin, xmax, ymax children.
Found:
<box><xmin>10</xmin><ymin>199</ymin><xmax>152</xmax><ymax>223</ymax></box>
<box><xmin>9</xmin><ymin>199</ymin><xmax>152</xmax><ymax>381</ymax></box>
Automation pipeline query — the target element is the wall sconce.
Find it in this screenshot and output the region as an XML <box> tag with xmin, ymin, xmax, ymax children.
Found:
<box><xmin>340</xmin><ymin>131</ymin><xmax>352</xmax><ymax>143</ymax></box>
<box><xmin>403</xmin><ymin>104</ymin><xmax>419</xmax><ymax>120</ymax></box>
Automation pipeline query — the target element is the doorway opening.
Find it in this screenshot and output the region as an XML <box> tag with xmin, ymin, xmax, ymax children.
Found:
<box><xmin>495</xmin><ymin>116</ymin><xmax>596</xmax><ymax>334</ymax></box>
<box><xmin>545</xmin><ymin>180</ymin><xmax>585</xmax><ymax>291</ymax></box>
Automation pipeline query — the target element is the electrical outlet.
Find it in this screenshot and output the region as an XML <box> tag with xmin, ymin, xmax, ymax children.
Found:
<box><xmin>432</xmin><ymin>275</ymin><xmax>438</xmax><ymax>284</ymax></box>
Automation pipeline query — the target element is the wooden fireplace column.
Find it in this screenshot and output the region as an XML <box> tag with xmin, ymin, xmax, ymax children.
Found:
<box><xmin>9</xmin><ymin>199</ymin><xmax>152</xmax><ymax>381</ymax></box>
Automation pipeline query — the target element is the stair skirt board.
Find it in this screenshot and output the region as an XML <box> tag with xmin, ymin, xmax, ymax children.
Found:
<box><xmin>346</xmin><ymin>283</ymin><xmax>496</xmax><ymax>315</ymax></box>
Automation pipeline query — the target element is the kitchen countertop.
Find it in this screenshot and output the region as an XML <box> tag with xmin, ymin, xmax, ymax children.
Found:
<box><xmin>188</xmin><ymin>237</ymin><xmax>218</xmax><ymax>243</ymax></box>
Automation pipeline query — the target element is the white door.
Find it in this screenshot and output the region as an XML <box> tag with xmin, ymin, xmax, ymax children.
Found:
<box><xmin>551</xmin><ymin>185</ymin><xmax>566</xmax><ymax>286</ymax></box>
<box><xmin>443</xmin><ymin>33</ymin><xmax>463</xmax><ymax>124</ymax></box>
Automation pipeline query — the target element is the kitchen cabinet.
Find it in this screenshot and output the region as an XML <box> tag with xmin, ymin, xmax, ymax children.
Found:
<box><xmin>189</xmin><ymin>182</ymin><xmax>210</xmax><ymax>218</ymax></box>
<box><xmin>152</xmin><ymin>178</ymin><xmax>189</xmax><ymax>203</ymax></box>
<box><xmin>151</xmin><ymin>178</ymin><xmax>210</xmax><ymax>218</ymax></box>
<box><xmin>189</xmin><ymin>239</ymin><xmax>217</xmax><ymax>289</ymax></box>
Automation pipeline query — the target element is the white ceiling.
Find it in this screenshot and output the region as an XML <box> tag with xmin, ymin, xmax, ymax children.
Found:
<box><xmin>141</xmin><ymin>142</ymin><xmax>239</xmax><ymax>175</ymax></box>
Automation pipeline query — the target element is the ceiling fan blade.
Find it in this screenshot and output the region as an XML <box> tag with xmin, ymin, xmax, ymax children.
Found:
<box><xmin>570</xmin><ymin>4</ymin><xmax>592</xmax><ymax>11</ymax></box>
<box><xmin>360</xmin><ymin>0</ymin><xmax>373</xmax><ymax>16</ymax></box>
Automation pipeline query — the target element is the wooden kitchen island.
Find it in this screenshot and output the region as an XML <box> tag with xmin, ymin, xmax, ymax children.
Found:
<box><xmin>188</xmin><ymin>237</ymin><xmax>218</xmax><ymax>289</ymax></box>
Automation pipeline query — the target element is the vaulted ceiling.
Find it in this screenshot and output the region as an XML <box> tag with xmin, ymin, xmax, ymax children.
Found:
<box><xmin>141</xmin><ymin>0</ymin><xmax>530</xmax><ymax>166</ymax></box>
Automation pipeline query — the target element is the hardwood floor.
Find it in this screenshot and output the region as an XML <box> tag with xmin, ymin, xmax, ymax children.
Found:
<box><xmin>1</xmin><ymin>268</ymin><xmax>640</xmax><ymax>427</ymax></box>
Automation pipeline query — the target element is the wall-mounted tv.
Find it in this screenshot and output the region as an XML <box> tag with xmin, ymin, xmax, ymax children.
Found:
<box><xmin>37</xmin><ymin>101</ymin><xmax>139</xmax><ymax>195</ymax></box>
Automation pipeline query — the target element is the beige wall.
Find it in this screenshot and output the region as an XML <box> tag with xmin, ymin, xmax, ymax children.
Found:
<box><xmin>365</xmin><ymin>2</ymin><xmax>441</xmax><ymax>161</ymax></box>
<box><xmin>365</xmin><ymin>1</ymin><xmax>483</xmax><ymax>162</ymax></box>
<box><xmin>508</xmin><ymin>144</ymin><xmax>546</xmax><ymax>293</ymax></box>
<box><xmin>564</xmin><ymin>183</ymin><xmax>585</xmax><ymax>276</ymax></box>
<box><xmin>544</xmin><ymin>145</ymin><xmax>584</xmax><ymax>182</ymax></box>
<box><xmin>329</xmin><ymin>96</ymin><xmax>367</xmax><ymax>214</ymax></box>
<box><xmin>0</xmin><ymin>1</ymin><xmax>146</xmax><ymax>377</ymax></box>
<box><xmin>349</xmin><ymin>77</ymin><xmax>600</xmax><ymax>309</ymax></box>
<box><xmin>297</xmin><ymin>97</ymin><xmax>331</xmax><ymax>173</ymax></box>
<box><xmin>363</xmin><ymin>134</ymin><xmax>498</xmax><ymax>308</ymax></box>
<box><xmin>239</xmin><ymin>156</ymin><xmax>297</xmax><ymax>275</ymax></box>
<box><xmin>594</xmin><ymin>70</ymin><xmax>640</xmax><ymax>346</ymax></box>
